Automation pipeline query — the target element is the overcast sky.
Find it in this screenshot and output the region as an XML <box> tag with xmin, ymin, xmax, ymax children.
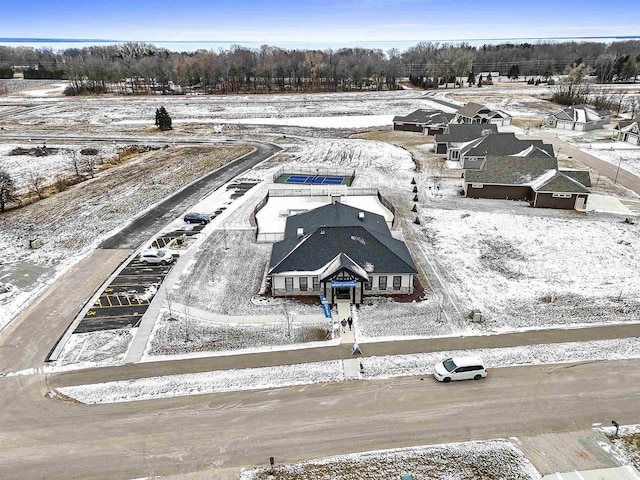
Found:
<box><xmin>2</xmin><ymin>0</ymin><xmax>639</xmax><ymax>46</ymax></box>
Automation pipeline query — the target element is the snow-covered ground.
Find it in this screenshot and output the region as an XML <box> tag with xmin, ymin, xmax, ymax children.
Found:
<box><xmin>55</xmin><ymin>337</ymin><xmax>640</xmax><ymax>404</ymax></box>
<box><xmin>241</xmin><ymin>439</ymin><xmax>541</xmax><ymax>480</ymax></box>
<box><xmin>3</xmin><ymin>81</ymin><xmax>640</xmax><ymax>369</ymax></box>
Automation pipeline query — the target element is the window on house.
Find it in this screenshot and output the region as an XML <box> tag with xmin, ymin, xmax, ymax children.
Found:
<box><xmin>393</xmin><ymin>276</ymin><xmax>402</xmax><ymax>290</ymax></box>
<box><xmin>312</xmin><ymin>276</ymin><xmax>320</xmax><ymax>291</ymax></box>
<box><xmin>299</xmin><ymin>277</ymin><xmax>308</xmax><ymax>292</ymax></box>
<box><xmin>364</xmin><ymin>279</ymin><xmax>372</xmax><ymax>290</ymax></box>
<box><xmin>552</xmin><ymin>193</ymin><xmax>572</xmax><ymax>198</ymax></box>
<box><xmin>285</xmin><ymin>277</ymin><xmax>293</xmax><ymax>292</ymax></box>
<box><xmin>379</xmin><ymin>276</ymin><xmax>387</xmax><ymax>290</ymax></box>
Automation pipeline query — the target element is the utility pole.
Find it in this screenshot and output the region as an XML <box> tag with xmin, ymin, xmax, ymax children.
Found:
<box><xmin>614</xmin><ymin>156</ymin><xmax>623</xmax><ymax>184</ymax></box>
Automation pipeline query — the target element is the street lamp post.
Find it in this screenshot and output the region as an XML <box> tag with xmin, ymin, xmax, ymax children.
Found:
<box><xmin>614</xmin><ymin>156</ymin><xmax>623</xmax><ymax>184</ymax></box>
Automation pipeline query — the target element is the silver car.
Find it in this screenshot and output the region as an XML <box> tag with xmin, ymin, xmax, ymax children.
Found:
<box><xmin>138</xmin><ymin>249</ymin><xmax>175</xmax><ymax>266</ymax></box>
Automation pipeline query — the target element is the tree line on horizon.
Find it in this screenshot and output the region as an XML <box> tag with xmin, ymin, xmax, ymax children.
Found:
<box><xmin>0</xmin><ymin>40</ymin><xmax>638</xmax><ymax>95</ymax></box>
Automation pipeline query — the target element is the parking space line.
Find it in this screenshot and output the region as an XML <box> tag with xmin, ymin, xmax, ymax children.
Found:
<box><xmin>116</xmin><ymin>296</ymin><xmax>123</xmax><ymax>307</ymax></box>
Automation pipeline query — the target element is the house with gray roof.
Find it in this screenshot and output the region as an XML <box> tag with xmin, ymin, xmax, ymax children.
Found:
<box><xmin>614</xmin><ymin>117</ymin><xmax>640</xmax><ymax>145</ymax></box>
<box><xmin>393</xmin><ymin>109</ymin><xmax>454</xmax><ymax>134</ymax></box>
<box><xmin>459</xmin><ymin>133</ymin><xmax>555</xmax><ymax>169</ymax></box>
<box><xmin>434</xmin><ymin>123</ymin><xmax>498</xmax><ymax>157</ymax></box>
<box><xmin>268</xmin><ymin>202</ymin><xmax>417</xmax><ymax>304</ymax></box>
<box><xmin>542</xmin><ymin>104</ymin><xmax>610</xmax><ymax>131</ymax></box>
<box><xmin>453</xmin><ymin>102</ymin><xmax>512</xmax><ymax>126</ymax></box>
<box><xmin>464</xmin><ymin>155</ymin><xmax>590</xmax><ymax>210</ymax></box>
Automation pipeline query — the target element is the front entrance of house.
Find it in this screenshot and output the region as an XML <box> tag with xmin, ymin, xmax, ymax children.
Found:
<box><xmin>322</xmin><ymin>267</ymin><xmax>368</xmax><ymax>305</ymax></box>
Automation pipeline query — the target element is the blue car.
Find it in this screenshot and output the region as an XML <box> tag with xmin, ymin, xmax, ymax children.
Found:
<box><xmin>183</xmin><ymin>212</ymin><xmax>211</xmax><ymax>225</ymax></box>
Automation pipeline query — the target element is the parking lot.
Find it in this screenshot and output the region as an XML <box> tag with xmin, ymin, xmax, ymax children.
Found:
<box><xmin>72</xmin><ymin>180</ymin><xmax>259</xmax><ymax>334</ymax></box>
<box><xmin>73</xmin><ymin>258</ymin><xmax>176</xmax><ymax>333</ymax></box>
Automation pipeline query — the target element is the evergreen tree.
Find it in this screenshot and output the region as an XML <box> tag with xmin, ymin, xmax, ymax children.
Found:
<box><xmin>156</xmin><ymin>106</ymin><xmax>172</xmax><ymax>131</ymax></box>
<box><xmin>0</xmin><ymin>169</ymin><xmax>18</xmax><ymax>212</ymax></box>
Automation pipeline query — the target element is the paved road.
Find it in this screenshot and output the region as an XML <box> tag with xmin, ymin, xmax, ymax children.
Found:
<box><xmin>99</xmin><ymin>141</ymin><xmax>280</xmax><ymax>249</ymax></box>
<box><xmin>0</xmin><ymin>359</ymin><xmax>638</xmax><ymax>479</ymax></box>
<box><xmin>0</xmin><ymin>249</ymin><xmax>133</xmax><ymax>373</ymax></box>
<box><xmin>535</xmin><ymin>131</ymin><xmax>640</xmax><ymax>196</ymax></box>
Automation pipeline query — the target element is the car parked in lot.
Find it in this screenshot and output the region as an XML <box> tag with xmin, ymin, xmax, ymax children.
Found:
<box><xmin>433</xmin><ymin>356</ymin><xmax>487</xmax><ymax>383</ymax></box>
<box><xmin>138</xmin><ymin>249</ymin><xmax>176</xmax><ymax>266</ymax></box>
<box><xmin>183</xmin><ymin>212</ymin><xmax>211</xmax><ymax>225</ymax></box>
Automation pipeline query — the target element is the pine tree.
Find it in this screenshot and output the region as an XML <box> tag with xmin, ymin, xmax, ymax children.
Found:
<box><xmin>156</xmin><ymin>106</ymin><xmax>172</xmax><ymax>131</ymax></box>
<box><xmin>0</xmin><ymin>169</ymin><xmax>18</xmax><ymax>212</ymax></box>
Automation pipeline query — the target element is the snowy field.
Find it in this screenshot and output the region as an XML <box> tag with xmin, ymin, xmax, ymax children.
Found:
<box><xmin>241</xmin><ymin>440</ymin><xmax>541</xmax><ymax>480</ymax></box>
<box><xmin>577</xmin><ymin>142</ymin><xmax>640</xmax><ymax>178</ymax></box>
<box><xmin>600</xmin><ymin>424</ymin><xmax>640</xmax><ymax>472</ymax></box>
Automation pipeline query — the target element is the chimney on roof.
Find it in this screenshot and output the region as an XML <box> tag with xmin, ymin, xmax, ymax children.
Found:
<box><xmin>358</xmin><ymin>211</ymin><xmax>365</xmax><ymax>220</ymax></box>
<box><xmin>297</xmin><ymin>227</ymin><xmax>304</xmax><ymax>238</ymax></box>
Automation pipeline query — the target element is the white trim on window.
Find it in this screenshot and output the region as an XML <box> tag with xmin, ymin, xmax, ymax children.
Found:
<box><xmin>552</xmin><ymin>193</ymin><xmax>572</xmax><ymax>198</ymax></box>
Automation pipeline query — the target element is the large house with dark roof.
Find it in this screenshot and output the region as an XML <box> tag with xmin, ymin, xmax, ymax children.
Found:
<box><xmin>463</xmin><ymin>155</ymin><xmax>590</xmax><ymax>210</ymax></box>
<box><xmin>615</xmin><ymin>118</ymin><xmax>640</xmax><ymax>145</ymax></box>
<box><xmin>392</xmin><ymin>109</ymin><xmax>454</xmax><ymax>134</ymax></box>
<box><xmin>268</xmin><ymin>203</ymin><xmax>417</xmax><ymax>304</ymax></box>
<box><xmin>458</xmin><ymin>133</ymin><xmax>555</xmax><ymax>169</ymax></box>
<box><xmin>542</xmin><ymin>105</ymin><xmax>610</xmax><ymax>131</ymax></box>
<box><xmin>434</xmin><ymin>123</ymin><xmax>498</xmax><ymax>157</ymax></box>
<box><xmin>453</xmin><ymin>102</ymin><xmax>512</xmax><ymax>126</ymax></box>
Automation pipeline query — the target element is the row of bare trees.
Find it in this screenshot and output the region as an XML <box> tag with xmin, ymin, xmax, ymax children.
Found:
<box><xmin>1</xmin><ymin>40</ymin><xmax>639</xmax><ymax>95</ymax></box>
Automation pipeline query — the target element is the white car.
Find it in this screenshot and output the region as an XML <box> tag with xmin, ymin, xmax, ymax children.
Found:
<box><xmin>433</xmin><ymin>356</ymin><xmax>487</xmax><ymax>383</ymax></box>
<box><xmin>138</xmin><ymin>249</ymin><xmax>175</xmax><ymax>266</ymax></box>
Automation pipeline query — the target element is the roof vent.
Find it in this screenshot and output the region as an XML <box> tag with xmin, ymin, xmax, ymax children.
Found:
<box><xmin>296</xmin><ymin>227</ymin><xmax>304</xmax><ymax>238</ymax></box>
<box><xmin>358</xmin><ymin>211</ymin><xmax>365</xmax><ymax>220</ymax></box>
<box><xmin>320</xmin><ymin>229</ymin><xmax>325</xmax><ymax>235</ymax></box>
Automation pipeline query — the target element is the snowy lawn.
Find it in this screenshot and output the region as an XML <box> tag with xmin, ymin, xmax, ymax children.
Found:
<box><xmin>416</xmin><ymin>207</ymin><xmax>640</xmax><ymax>331</ymax></box>
<box><xmin>600</xmin><ymin>424</ymin><xmax>640</xmax><ymax>472</ymax></box>
<box><xmin>145</xmin><ymin>314</ymin><xmax>331</xmax><ymax>357</ymax></box>
<box><xmin>576</xmin><ymin>143</ymin><xmax>640</xmax><ymax>178</ymax></box>
<box><xmin>240</xmin><ymin>439</ymin><xmax>541</xmax><ymax>480</ymax></box>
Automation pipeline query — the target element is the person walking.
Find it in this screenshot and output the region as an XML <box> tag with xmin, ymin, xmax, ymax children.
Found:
<box><xmin>340</xmin><ymin>318</ymin><xmax>347</xmax><ymax>333</ymax></box>
<box><xmin>347</xmin><ymin>316</ymin><xmax>353</xmax><ymax>331</ymax></box>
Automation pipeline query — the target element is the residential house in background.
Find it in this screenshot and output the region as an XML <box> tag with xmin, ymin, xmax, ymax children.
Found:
<box><xmin>453</xmin><ymin>102</ymin><xmax>512</xmax><ymax>126</ymax></box>
<box><xmin>458</xmin><ymin>133</ymin><xmax>555</xmax><ymax>169</ymax></box>
<box><xmin>392</xmin><ymin>109</ymin><xmax>454</xmax><ymax>134</ymax></box>
<box><xmin>434</xmin><ymin>123</ymin><xmax>498</xmax><ymax>157</ymax></box>
<box><xmin>542</xmin><ymin>105</ymin><xmax>611</xmax><ymax>131</ymax></box>
<box><xmin>614</xmin><ymin>117</ymin><xmax>640</xmax><ymax>145</ymax></box>
<box><xmin>268</xmin><ymin>203</ymin><xmax>417</xmax><ymax>305</ymax></box>
<box><xmin>463</xmin><ymin>155</ymin><xmax>590</xmax><ymax>210</ymax></box>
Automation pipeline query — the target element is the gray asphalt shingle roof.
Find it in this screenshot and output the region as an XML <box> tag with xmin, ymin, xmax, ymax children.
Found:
<box><xmin>434</xmin><ymin>123</ymin><xmax>498</xmax><ymax>144</ymax></box>
<box><xmin>269</xmin><ymin>203</ymin><xmax>417</xmax><ymax>275</ymax></box>
<box><xmin>461</xmin><ymin>133</ymin><xmax>554</xmax><ymax>157</ymax></box>
<box><xmin>393</xmin><ymin>109</ymin><xmax>454</xmax><ymax>125</ymax></box>
<box><xmin>464</xmin><ymin>155</ymin><xmax>558</xmax><ymax>185</ymax></box>
<box><xmin>533</xmin><ymin>170</ymin><xmax>590</xmax><ymax>194</ymax></box>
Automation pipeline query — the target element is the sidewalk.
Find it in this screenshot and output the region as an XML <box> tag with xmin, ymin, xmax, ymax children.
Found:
<box><xmin>51</xmin><ymin>318</ymin><xmax>640</xmax><ymax>388</ymax></box>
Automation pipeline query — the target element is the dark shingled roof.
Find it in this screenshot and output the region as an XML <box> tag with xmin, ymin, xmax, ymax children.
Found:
<box><xmin>461</xmin><ymin>133</ymin><xmax>554</xmax><ymax>157</ymax></box>
<box><xmin>465</xmin><ymin>155</ymin><xmax>558</xmax><ymax>185</ymax></box>
<box><xmin>615</xmin><ymin>117</ymin><xmax>640</xmax><ymax>130</ymax></box>
<box><xmin>393</xmin><ymin>109</ymin><xmax>454</xmax><ymax>125</ymax></box>
<box><xmin>434</xmin><ymin>123</ymin><xmax>498</xmax><ymax>144</ymax></box>
<box><xmin>532</xmin><ymin>170</ymin><xmax>590</xmax><ymax>194</ymax></box>
<box><xmin>283</xmin><ymin>202</ymin><xmax>389</xmax><ymax>239</ymax></box>
<box><xmin>269</xmin><ymin>203</ymin><xmax>417</xmax><ymax>275</ymax></box>
<box><xmin>560</xmin><ymin>169</ymin><xmax>591</xmax><ymax>187</ymax></box>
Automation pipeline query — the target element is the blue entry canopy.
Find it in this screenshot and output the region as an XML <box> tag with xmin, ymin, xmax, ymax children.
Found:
<box><xmin>331</xmin><ymin>280</ymin><xmax>357</xmax><ymax>288</ymax></box>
